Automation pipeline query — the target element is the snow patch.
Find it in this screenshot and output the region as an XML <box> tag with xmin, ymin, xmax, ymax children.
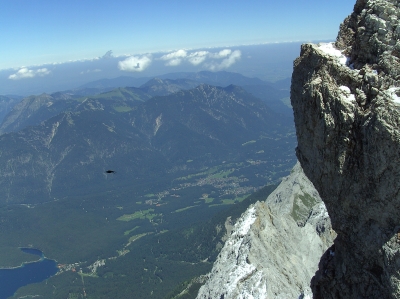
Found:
<box><xmin>197</xmin><ymin>206</ymin><xmax>263</xmax><ymax>299</ymax></box>
<box><xmin>386</xmin><ymin>87</ymin><xmax>400</xmax><ymax>104</ymax></box>
<box><xmin>317</xmin><ymin>43</ymin><xmax>348</xmax><ymax>65</ymax></box>
<box><xmin>339</xmin><ymin>86</ymin><xmax>356</xmax><ymax>102</ymax></box>
<box><xmin>234</xmin><ymin>206</ymin><xmax>256</xmax><ymax>236</ymax></box>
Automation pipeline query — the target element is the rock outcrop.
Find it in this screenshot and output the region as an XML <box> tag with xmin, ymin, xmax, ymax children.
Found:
<box><xmin>196</xmin><ymin>162</ymin><xmax>335</xmax><ymax>299</ymax></box>
<box><xmin>291</xmin><ymin>0</ymin><xmax>400</xmax><ymax>298</ymax></box>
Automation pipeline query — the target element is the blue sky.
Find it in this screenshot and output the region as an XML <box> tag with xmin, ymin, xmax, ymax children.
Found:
<box><xmin>1</xmin><ymin>0</ymin><xmax>355</xmax><ymax>70</ymax></box>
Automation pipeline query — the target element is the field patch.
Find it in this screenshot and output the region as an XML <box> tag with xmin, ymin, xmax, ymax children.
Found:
<box><xmin>117</xmin><ymin>209</ymin><xmax>159</xmax><ymax>221</ymax></box>
<box><xmin>124</xmin><ymin>226</ymin><xmax>140</xmax><ymax>236</ymax></box>
<box><xmin>113</xmin><ymin>106</ymin><xmax>132</xmax><ymax>112</ymax></box>
<box><xmin>173</xmin><ymin>205</ymin><xmax>199</xmax><ymax>213</ymax></box>
<box><xmin>242</xmin><ymin>140</ymin><xmax>256</xmax><ymax>146</ymax></box>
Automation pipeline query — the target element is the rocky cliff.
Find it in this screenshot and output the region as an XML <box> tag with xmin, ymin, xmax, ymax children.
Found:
<box><xmin>291</xmin><ymin>0</ymin><xmax>400</xmax><ymax>298</ymax></box>
<box><xmin>196</xmin><ymin>162</ymin><xmax>335</xmax><ymax>299</ymax></box>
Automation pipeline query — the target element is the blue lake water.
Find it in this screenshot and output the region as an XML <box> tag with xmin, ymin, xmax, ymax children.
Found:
<box><xmin>0</xmin><ymin>248</ymin><xmax>58</xmax><ymax>299</ymax></box>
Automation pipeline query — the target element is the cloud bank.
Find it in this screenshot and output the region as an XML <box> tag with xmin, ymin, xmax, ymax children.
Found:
<box><xmin>187</xmin><ymin>51</ymin><xmax>208</xmax><ymax>65</ymax></box>
<box><xmin>207</xmin><ymin>50</ymin><xmax>242</xmax><ymax>70</ymax></box>
<box><xmin>9</xmin><ymin>67</ymin><xmax>51</xmax><ymax>80</ymax></box>
<box><xmin>158</xmin><ymin>49</ymin><xmax>241</xmax><ymax>69</ymax></box>
<box><xmin>118</xmin><ymin>55</ymin><xmax>152</xmax><ymax>72</ymax></box>
<box><xmin>0</xmin><ymin>43</ymin><xmax>302</xmax><ymax>96</ymax></box>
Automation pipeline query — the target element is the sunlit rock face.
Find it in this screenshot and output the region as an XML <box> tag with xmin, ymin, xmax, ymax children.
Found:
<box><xmin>291</xmin><ymin>0</ymin><xmax>400</xmax><ymax>298</ymax></box>
<box><xmin>196</xmin><ymin>162</ymin><xmax>335</xmax><ymax>299</ymax></box>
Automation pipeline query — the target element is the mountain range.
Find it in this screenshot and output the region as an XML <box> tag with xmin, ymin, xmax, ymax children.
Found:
<box><xmin>0</xmin><ymin>70</ymin><xmax>297</xmax><ymax>298</ymax></box>
<box><xmin>0</xmin><ymin>71</ymin><xmax>291</xmax><ymax>134</ymax></box>
<box><xmin>0</xmin><ymin>83</ymin><xmax>293</xmax><ymax>205</ymax></box>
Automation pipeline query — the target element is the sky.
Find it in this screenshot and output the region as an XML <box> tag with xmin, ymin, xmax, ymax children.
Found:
<box><xmin>1</xmin><ymin>0</ymin><xmax>354</xmax><ymax>70</ymax></box>
<box><xmin>0</xmin><ymin>0</ymin><xmax>355</xmax><ymax>95</ymax></box>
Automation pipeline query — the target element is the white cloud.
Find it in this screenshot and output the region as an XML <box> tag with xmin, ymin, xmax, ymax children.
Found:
<box><xmin>159</xmin><ymin>49</ymin><xmax>242</xmax><ymax>70</ymax></box>
<box><xmin>160</xmin><ymin>50</ymin><xmax>187</xmax><ymax>66</ymax></box>
<box><xmin>165</xmin><ymin>59</ymin><xmax>183</xmax><ymax>66</ymax></box>
<box><xmin>160</xmin><ymin>49</ymin><xmax>187</xmax><ymax>60</ymax></box>
<box><xmin>157</xmin><ymin>48</ymin><xmax>241</xmax><ymax>69</ymax></box>
<box><xmin>209</xmin><ymin>49</ymin><xmax>232</xmax><ymax>59</ymax></box>
<box><xmin>219</xmin><ymin>50</ymin><xmax>241</xmax><ymax>68</ymax></box>
<box><xmin>207</xmin><ymin>50</ymin><xmax>241</xmax><ymax>70</ymax></box>
<box><xmin>8</xmin><ymin>67</ymin><xmax>51</xmax><ymax>80</ymax></box>
<box><xmin>118</xmin><ymin>55</ymin><xmax>152</xmax><ymax>72</ymax></box>
<box><xmin>187</xmin><ymin>51</ymin><xmax>209</xmax><ymax>65</ymax></box>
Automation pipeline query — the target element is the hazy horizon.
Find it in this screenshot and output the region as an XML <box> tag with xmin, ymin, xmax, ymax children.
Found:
<box><xmin>1</xmin><ymin>42</ymin><xmax>319</xmax><ymax>96</ymax></box>
<box><xmin>1</xmin><ymin>0</ymin><xmax>355</xmax><ymax>96</ymax></box>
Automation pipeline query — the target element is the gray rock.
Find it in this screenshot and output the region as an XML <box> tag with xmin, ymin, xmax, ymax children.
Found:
<box><xmin>291</xmin><ymin>0</ymin><xmax>400</xmax><ymax>298</ymax></box>
<box><xmin>196</xmin><ymin>162</ymin><xmax>335</xmax><ymax>299</ymax></box>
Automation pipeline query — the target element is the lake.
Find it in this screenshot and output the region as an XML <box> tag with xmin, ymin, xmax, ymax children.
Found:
<box><xmin>0</xmin><ymin>248</ymin><xmax>58</xmax><ymax>299</ymax></box>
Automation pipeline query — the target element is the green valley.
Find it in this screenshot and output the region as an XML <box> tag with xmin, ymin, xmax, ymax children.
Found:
<box><xmin>0</xmin><ymin>72</ymin><xmax>296</xmax><ymax>298</ymax></box>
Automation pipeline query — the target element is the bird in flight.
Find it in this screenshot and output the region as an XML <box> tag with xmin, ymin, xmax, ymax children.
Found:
<box><xmin>105</xmin><ymin>170</ymin><xmax>116</xmax><ymax>174</ymax></box>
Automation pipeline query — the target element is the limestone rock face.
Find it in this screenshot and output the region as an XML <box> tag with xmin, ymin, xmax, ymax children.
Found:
<box><xmin>196</xmin><ymin>162</ymin><xmax>335</xmax><ymax>299</ymax></box>
<box><xmin>291</xmin><ymin>0</ymin><xmax>400</xmax><ymax>298</ymax></box>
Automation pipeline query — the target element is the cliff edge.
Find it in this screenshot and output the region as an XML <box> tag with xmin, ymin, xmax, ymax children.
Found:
<box><xmin>196</xmin><ymin>162</ymin><xmax>335</xmax><ymax>299</ymax></box>
<box><xmin>291</xmin><ymin>0</ymin><xmax>400</xmax><ymax>298</ymax></box>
